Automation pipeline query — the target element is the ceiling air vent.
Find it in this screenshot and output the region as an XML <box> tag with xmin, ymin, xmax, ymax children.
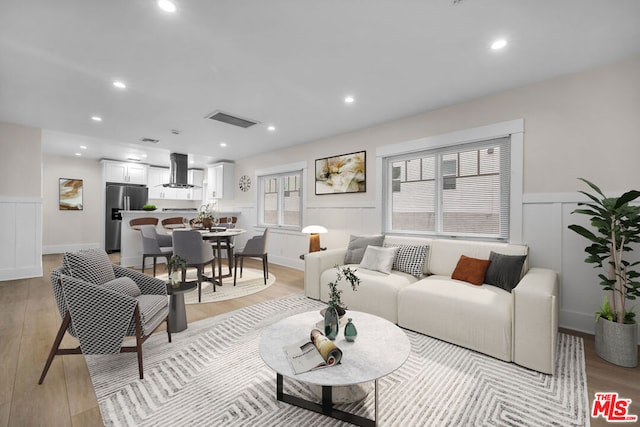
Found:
<box><xmin>206</xmin><ymin>110</ymin><xmax>259</xmax><ymax>128</ymax></box>
<box><xmin>140</xmin><ymin>137</ymin><xmax>160</xmax><ymax>144</ymax></box>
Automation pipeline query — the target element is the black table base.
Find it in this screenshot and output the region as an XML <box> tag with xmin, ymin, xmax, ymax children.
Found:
<box><xmin>276</xmin><ymin>373</ymin><xmax>377</xmax><ymax>427</ymax></box>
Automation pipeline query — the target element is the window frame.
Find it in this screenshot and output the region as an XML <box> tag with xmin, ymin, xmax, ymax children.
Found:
<box><xmin>376</xmin><ymin>119</ymin><xmax>524</xmax><ymax>243</ymax></box>
<box><xmin>256</xmin><ymin>162</ymin><xmax>306</xmax><ymax>230</ymax></box>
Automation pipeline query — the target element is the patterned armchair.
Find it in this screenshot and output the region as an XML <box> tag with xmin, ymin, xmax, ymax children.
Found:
<box><xmin>38</xmin><ymin>249</ymin><xmax>171</xmax><ymax>384</ymax></box>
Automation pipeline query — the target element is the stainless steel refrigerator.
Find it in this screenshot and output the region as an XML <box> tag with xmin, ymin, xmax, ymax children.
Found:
<box><xmin>105</xmin><ymin>184</ymin><xmax>149</xmax><ymax>252</ymax></box>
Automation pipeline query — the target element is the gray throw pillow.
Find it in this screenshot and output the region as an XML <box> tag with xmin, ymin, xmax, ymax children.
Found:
<box><xmin>63</xmin><ymin>249</ymin><xmax>116</xmax><ymax>285</ymax></box>
<box><xmin>344</xmin><ymin>235</ymin><xmax>385</xmax><ymax>264</ymax></box>
<box><xmin>484</xmin><ymin>251</ymin><xmax>527</xmax><ymax>292</ymax></box>
<box><xmin>102</xmin><ymin>277</ymin><xmax>141</xmax><ymax>298</ymax></box>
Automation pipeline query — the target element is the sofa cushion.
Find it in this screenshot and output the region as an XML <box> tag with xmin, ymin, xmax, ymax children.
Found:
<box><xmin>385</xmin><ymin>244</ymin><xmax>429</xmax><ymax>277</ymax></box>
<box><xmin>344</xmin><ymin>235</ymin><xmax>384</xmax><ymax>264</ymax></box>
<box><xmin>63</xmin><ymin>249</ymin><xmax>116</xmax><ymax>285</ymax></box>
<box><xmin>484</xmin><ymin>251</ymin><xmax>528</xmax><ymax>292</ymax></box>
<box><xmin>428</xmin><ymin>239</ymin><xmax>528</xmax><ymax>276</ymax></box>
<box><xmin>451</xmin><ymin>255</ymin><xmax>491</xmax><ymax>286</ymax></box>
<box><xmin>102</xmin><ymin>277</ymin><xmax>141</xmax><ymax>298</ymax></box>
<box><xmin>359</xmin><ymin>246</ymin><xmax>399</xmax><ymax>274</ymax></box>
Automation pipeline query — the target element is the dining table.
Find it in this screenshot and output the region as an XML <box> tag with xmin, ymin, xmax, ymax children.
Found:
<box><xmin>194</xmin><ymin>227</ymin><xmax>246</xmax><ymax>288</ymax></box>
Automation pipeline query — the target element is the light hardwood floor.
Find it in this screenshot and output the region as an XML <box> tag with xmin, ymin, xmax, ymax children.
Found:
<box><xmin>1</xmin><ymin>254</ymin><xmax>638</xmax><ymax>427</ymax></box>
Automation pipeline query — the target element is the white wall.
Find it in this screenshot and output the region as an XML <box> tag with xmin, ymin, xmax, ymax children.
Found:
<box><xmin>0</xmin><ymin>122</ymin><xmax>42</xmax><ymax>280</ymax></box>
<box><xmin>228</xmin><ymin>56</ymin><xmax>640</xmax><ymax>339</ymax></box>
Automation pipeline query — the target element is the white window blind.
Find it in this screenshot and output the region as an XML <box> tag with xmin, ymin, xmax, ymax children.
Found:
<box><xmin>258</xmin><ymin>171</ymin><xmax>302</xmax><ymax>228</ymax></box>
<box><xmin>385</xmin><ymin>137</ymin><xmax>510</xmax><ymax>239</ymax></box>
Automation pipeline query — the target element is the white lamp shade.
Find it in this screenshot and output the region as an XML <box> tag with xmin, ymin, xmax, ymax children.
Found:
<box><xmin>302</xmin><ymin>225</ymin><xmax>328</xmax><ymax>234</ymax></box>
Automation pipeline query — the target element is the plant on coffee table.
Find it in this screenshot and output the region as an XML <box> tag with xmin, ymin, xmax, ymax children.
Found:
<box><xmin>327</xmin><ymin>265</ymin><xmax>361</xmax><ymax>316</ymax></box>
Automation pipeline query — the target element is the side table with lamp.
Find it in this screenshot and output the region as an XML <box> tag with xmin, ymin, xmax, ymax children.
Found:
<box><xmin>300</xmin><ymin>225</ymin><xmax>328</xmax><ymax>260</ymax></box>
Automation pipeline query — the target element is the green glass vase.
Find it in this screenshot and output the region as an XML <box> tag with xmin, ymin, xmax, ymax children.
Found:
<box><xmin>324</xmin><ymin>300</ymin><xmax>339</xmax><ymax>340</ymax></box>
<box><xmin>344</xmin><ymin>318</ymin><xmax>358</xmax><ymax>342</ymax></box>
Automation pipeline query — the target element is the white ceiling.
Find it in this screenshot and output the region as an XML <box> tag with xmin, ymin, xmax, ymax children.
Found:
<box><xmin>1</xmin><ymin>0</ymin><xmax>640</xmax><ymax>168</ymax></box>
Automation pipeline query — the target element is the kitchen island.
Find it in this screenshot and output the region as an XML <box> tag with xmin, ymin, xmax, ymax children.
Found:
<box><xmin>120</xmin><ymin>210</ymin><xmax>241</xmax><ymax>268</ymax></box>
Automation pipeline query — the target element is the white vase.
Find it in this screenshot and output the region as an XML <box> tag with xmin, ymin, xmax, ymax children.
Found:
<box><xmin>595</xmin><ymin>317</ymin><xmax>638</xmax><ymax>368</ymax></box>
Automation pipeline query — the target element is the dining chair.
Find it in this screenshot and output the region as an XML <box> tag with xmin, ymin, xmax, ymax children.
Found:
<box><xmin>129</xmin><ymin>217</ymin><xmax>159</xmax><ymax>230</ymax></box>
<box><xmin>214</xmin><ymin>217</ymin><xmax>238</xmax><ymax>274</ymax></box>
<box><xmin>234</xmin><ymin>228</ymin><xmax>269</xmax><ymax>286</ymax></box>
<box><xmin>172</xmin><ymin>230</ymin><xmax>216</xmax><ymax>302</ymax></box>
<box><xmin>161</xmin><ymin>217</ymin><xmax>187</xmax><ymax>230</ymax></box>
<box><xmin>140</xmin><ymin>225</ymin><xmax>173</xmax><ymax>277</ymax></box>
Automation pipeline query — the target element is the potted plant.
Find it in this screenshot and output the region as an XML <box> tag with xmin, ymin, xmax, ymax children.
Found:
<box><xmin>167</xmin><ymin>255</ymin><xmax>187</xmax><ymax>288</ymax></box>
<box><xmin>326</xmin><ymin>265</ymin><xmax>361</xmax><ymax>317</ymax></box>
<box><xmin>568</xmin><ymin>178</ymin><xmax>640</xmax><ymax>367</ymax></box>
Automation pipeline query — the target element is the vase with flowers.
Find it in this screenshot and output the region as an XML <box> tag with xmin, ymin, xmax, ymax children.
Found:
<box><xmin>326</xmin><ymin>265</ymin><xmax>361</xmax><ymax>317</ymax></box>
<box><xmin>197</xmin><ymin>203</ymin><xmax>217</xmax><ymax>230</ymax></box>
<box><xmin>167</xmin><ymin>255</ymin><xmax>187</xmax><ymax>288</ymax></box>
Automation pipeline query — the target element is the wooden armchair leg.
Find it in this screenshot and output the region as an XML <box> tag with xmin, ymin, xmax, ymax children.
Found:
<box><xmin>39</xmin><ymin>311</ymin><xmax>73</xmax><ymax>385</ymax></box>
<box><xmin>134</xmin><ymin>306</ymin><xmax>144</xmax><ymax>380</ymax></box>
<box><xmin>166</xmin><ymin>315</ymin><xmax>172</xmax><ymax>343</ymax></box>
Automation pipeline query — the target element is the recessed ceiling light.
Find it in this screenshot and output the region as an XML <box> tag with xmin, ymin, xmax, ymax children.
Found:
<box><xmin>220</xmin><ymin>142</ymin><xmax>227</xmax><ymax>147</ymax></box>
<box><xmin>157</xmin><ymin>0</ymin><xmax>176</xmax><ymax>13</ymax></box>
<box><xmin>113</xmin><ymin>80</ymin><xmax>126</xmax><ymax>89</ymax></box>
<box><xmin>80</xmin><ymin>145</ymin><xmax>87</xmax><ymax>149</ymax></box>
<box><xmin>267</xmin><ymin>125</ymin><xmax>276</xmax><ymax>131</ymax></box>
<box><xmin>491</xmin><ymin>39</ymin><xmax>507</xmax><ymax>50</ymax></box>
<box><xmin>141</xmin><ymin>154</ymin><xmax>148</xmax><ymax>158</ymax></box>
<box><xmin>344</xmin><ymin>96</ymin><xmax>355</xmax><ymax>104</ymax></box>
<box><xmin>91</xmin><ymin>116</ymin><xmax>102</xmax><ymax>122</ymax></box>
<box><xmin>189</xmin><ymin>160</ymin><xmax>195</xmax><ymax>164</ymax></box>
<box><xmin>74</xmin><ymin>153</ymin><xmax>82</xmax><ymax>156</ymax></box>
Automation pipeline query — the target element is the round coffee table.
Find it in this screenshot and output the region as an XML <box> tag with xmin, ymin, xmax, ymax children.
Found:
<box><xmin>166</xmin><ymin>281</ymin><xmax>197</xmax><ymax>332</ymax></box>
<box><xmin>259</xmin><ymin>310</ymin><xmax>410</xmax><ymax>426</ymax></box>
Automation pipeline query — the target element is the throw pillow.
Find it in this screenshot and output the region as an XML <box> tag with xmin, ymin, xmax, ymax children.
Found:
<box><xmin>344</xmin><ymin>234</ymin><xmax>385</xmax><ymax>264</ymax></box>
<box><xmin>451</xmin><ymin>255</ymin><xmax>491</xmax><ymax>286</ymax></box>
<box><xmin>359</xmin><ymin>246</ymin><xmax>399</xmax><ymax>274</ymax></box>
<box><xmin>484</xmin><ymin>251</ymin><xmax>528</xmax><ymax>292</ymax></box>
<box><xmin>101</xmin><ymin>277</ymin><xmax>141</xmax><ymax>298</ymax></box>
<box><xmin>63</xmin><ymin>249</ymin><xmax>116</xmax><ymax>285</ymax></box>
<box><xmin>384</xmin><ymin>244</ymin><xmax>429</xmax><ymax>277</ymax></box>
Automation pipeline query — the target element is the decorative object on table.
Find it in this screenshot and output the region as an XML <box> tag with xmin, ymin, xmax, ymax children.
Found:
<box><xmin>58</xmin><ymin>178</ymin><xmax>83</xmax><ymax>210</ymax></box>
<box><xmin>197</xmin><ymin>202</ymin><xmax>217</xmax><ymax>230</ymax></box>
<box><xmin>568</xmin><ymin>178</ymin><xmax>640</xmax><ymax>367</ymax></box>
<box><xmin>344</xmin><ymin>317</ymin><xmax>358</xmax><ymax>342</ymax></box>
<box><xmin>142</xmin><ymin>204</ymin><xmax>157</xmax><ymax>211</ymax></box>
<box><xmin>166</xmin><ymin>255</ymin><xmax>187</xmax><ymax>288</ymax></box>
<box><xmin>327</xmin><ymin>264</ymin><xmax>361</xmax><ymax>317</ymax></box>
<box><xmin>323</xmin><ymin>300</ymin><xmax>339</xmax><ymax>340</ymax></box>
<box><xmin>239</xmin><ymin>174</ymin><xmax>251</xmax><ymax>192</ymax></box>
<box><xmin>301</xmin><ymin>225</ymin><xmax>328</xmax><ymax>253</ymax></box>
<box><xmin>315</xmin><ymin>150</ymin><xmax>366</xmax><ymax>195</ymax></box>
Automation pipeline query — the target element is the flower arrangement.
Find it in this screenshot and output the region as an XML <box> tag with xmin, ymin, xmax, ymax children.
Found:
<box><xmin>167</xmin><ymin>255</ymin><xmax>187</xmax><ymax>287</ymax></box>
<box><xmin>196</xmin><ymin>202</ymin><xmax>217</xmax><ymax>228</ymax></box>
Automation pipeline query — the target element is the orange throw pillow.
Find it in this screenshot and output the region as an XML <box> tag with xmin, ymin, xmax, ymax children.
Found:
<box><xmin>451</xmin><ymin>255</ymin><xmax>491</xmax><ymax>286</ymax></box>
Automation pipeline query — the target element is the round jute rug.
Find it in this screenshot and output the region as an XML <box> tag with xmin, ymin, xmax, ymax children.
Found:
<box><xmin>158</xmin><ymin>267</ymin><xmax>276</xmax><ymax>304</ymax></box>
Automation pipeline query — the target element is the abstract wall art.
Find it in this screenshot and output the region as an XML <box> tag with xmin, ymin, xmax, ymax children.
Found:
<box><xmin>315</xmin><ymin>151</ymin><xmax>366</xmax><ymax>195</ymax></box>
<box><xmin>59</xmin><ymin>178</ymin><xmax>83</xmax><ymax>210</ymax></box>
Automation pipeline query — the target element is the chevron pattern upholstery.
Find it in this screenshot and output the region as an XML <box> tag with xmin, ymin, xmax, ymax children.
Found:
<box><xmin>39</xmin><ymin>249</ymin><xmax>171</xmax><ymax>384</ymax></box>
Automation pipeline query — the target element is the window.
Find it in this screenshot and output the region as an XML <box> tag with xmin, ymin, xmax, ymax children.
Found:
<box><xmin>384</xmin><ymin>137</ymin><xmax>511</xmax><ymax>239</ymax></box>
<box><xmin>258</xmin><ymin>170</ymin><xmax>303</xmax><ymax>228</ymax></box>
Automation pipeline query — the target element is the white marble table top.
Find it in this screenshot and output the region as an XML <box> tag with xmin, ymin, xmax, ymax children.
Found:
<box><xmin>259</xmin><ymin>310</ymin><xmax>411</xmax><ymax>387</ymax></box>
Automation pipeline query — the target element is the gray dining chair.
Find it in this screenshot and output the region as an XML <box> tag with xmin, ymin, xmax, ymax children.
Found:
<box><xmin>234</xmin><ymin>228</ymin><xmax>269</xmax><ymax>286</ymax></box>
<box><xmin>140</xmin><ymin>225</ymin><xmax>173</xmax><ymax>277</ymax></box>
<box><xmin>172</xmin><ymin>229</ymin><xmax>216</xmax><ymax>302</ymax></box>
<box><xmin>214</xmin><ymin>217</ymin><xmax>237</xmax><ymax>274</ymax></box>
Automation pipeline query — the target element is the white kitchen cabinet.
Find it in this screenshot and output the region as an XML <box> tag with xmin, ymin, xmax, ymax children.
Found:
<box><xmin>148</xmin><ymin>167</ymin><xmax>202</xmax><ymax>200</ymax></box>
<box><xmin>188</xmin><ymin>169</ymin><xmax>204</xmax><ymax>201</ymax></box>
<box><xmin>147</xmin><ymin>167</ymin><xmax>170</xmax><ymax>199</ymax></box>
<box><xmin>103</xmin><ymin>160</ymin><xmax>148</xmax><ymax>185</ymax></box>
<box><xmin>205</xmin><ymin>162</ymin><xmax>234</xmax><ymax>200</ymax></box>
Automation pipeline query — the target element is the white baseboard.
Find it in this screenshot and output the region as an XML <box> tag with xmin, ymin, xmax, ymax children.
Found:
<box><xmin>0</xmin><ymin>265</ymin><xmax>43</xmax><ymax>281</ymax></box>
<box><xmin>43</xmin><ymin>243</ymin><xmax>101</xmax><ymax>255</ymax></box>
<box><xmin>561</xmin><ymin>308</ymin><xmax>640</xmax><ymax>344</ymax></box>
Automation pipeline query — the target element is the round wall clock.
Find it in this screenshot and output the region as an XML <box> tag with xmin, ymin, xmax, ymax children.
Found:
<box><xmin>239</xmin><ymin>175</ymin><xmax>251</xmax><ymax>192</ymax></box>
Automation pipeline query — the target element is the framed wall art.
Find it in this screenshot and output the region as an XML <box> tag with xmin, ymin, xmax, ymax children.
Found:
<box><xmin>315</xmin><ymin>151</ymin><xmax>366</xmax><ymax>195</ymax></box>
<box><xmin>59</xmin><ymin>178</ymin><xmax>83</xmax><ymax>210</ymax></box>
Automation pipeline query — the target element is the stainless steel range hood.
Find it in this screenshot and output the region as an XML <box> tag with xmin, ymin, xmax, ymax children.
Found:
<box><xmin>163</xmin><ymin>153</ymin><xmax>194</xmax><ymax>188</ymax></box>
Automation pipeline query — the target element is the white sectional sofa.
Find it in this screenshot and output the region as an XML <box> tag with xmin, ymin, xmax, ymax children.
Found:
<box><xmin>304</xmin><ymin>235</ymin><xmax>559</xmax><ymax>374</ymax></box>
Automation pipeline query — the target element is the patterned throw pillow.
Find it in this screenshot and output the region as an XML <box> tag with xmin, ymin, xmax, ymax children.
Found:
<box><xmin>451</xmin><ymin>255</ymin><xmax>491</xmax><ymax>286</ymax></box>
<box><xmin>384</xmin><ymin>244</ymin><xmax>429</xmax><ymax>277</ymax></box>
<box><xmin>359</xmin><ymin>246</ymin><xmax>400</xmax><ymax>274</ymax></box>
<box><xmin>63</xmin><ymin>249</ymin><xmax>116</xmax><ymax>285</ymax></box>
<box><xmin>101</xmin><ymin>277</ymin><xmax>141</xmax><ymax>298</ymax></box>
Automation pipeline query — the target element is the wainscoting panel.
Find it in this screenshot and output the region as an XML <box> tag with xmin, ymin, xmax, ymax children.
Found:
<box><xmin>0</xmin><ymin>197</ymin><xmax>43</xmax><ymax>281</ymax></box>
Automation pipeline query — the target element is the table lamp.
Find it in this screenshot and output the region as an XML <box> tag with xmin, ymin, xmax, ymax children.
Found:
<box><xmin>302</xmin><ymin>225</ymin><xmax>328</xmax><ymax>253</ymax></box>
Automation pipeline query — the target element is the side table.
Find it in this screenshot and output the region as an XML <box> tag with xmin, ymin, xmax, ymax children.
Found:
<box><xmin>166</xmin><ymin>281</ymin><xmax>197</xmax><ymax>333</ymax></box>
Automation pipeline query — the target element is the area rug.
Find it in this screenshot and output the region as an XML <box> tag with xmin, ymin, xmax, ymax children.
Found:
<box><xmin>157</xmin><ymin>267</ymin><xmax>276</xmax><ymax>304</ymax></box>
<box><xmin>86</xmin><ymin>294</ymin><xmax>589</xmax><ymax>427</ymax></box>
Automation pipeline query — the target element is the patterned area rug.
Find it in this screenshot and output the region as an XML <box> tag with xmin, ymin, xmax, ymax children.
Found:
<box><xmin>157</xmin><ymin>267</ymin><xmax>275</xmax><ymax>304</ymax></box>
<box><xmin>86</xmin><ymin>294</ymin><xmax>589</xmax><ymax>426</ymax></box>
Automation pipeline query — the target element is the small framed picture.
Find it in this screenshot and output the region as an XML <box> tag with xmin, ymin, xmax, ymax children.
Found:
<box><xmin>315</xmin><ymin>151</ymin><xmax>366</xmax><ymax>195</ymax></box>
<box><xmin>59</xmin><ymin>178</ymin><xmax>83</xmax><ymax>210</ymax></box>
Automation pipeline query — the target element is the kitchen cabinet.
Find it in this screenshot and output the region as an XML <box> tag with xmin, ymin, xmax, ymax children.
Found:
<box><xmin>147</xmin><ymin>167</ymin><xmax>170</xmax><ymax>199</ymax></box>
<box><xmin>103</xmin><ymin>160</ymin><xmax>148</xmax><ymax>185</ymax></box>
<box><xmin>148</xmin><ymin>167</ymin><xmax>203</xmax><ymax>200</ymax></box>
<box><xmin>189</xmin><ymin>169</ymin><xmax>204</xmax><ymax>201</ymax></box>
<box><xmin>205</xmin><ymin>162</ymin><xmax>234</xmax><ymax>200</ymax></box>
